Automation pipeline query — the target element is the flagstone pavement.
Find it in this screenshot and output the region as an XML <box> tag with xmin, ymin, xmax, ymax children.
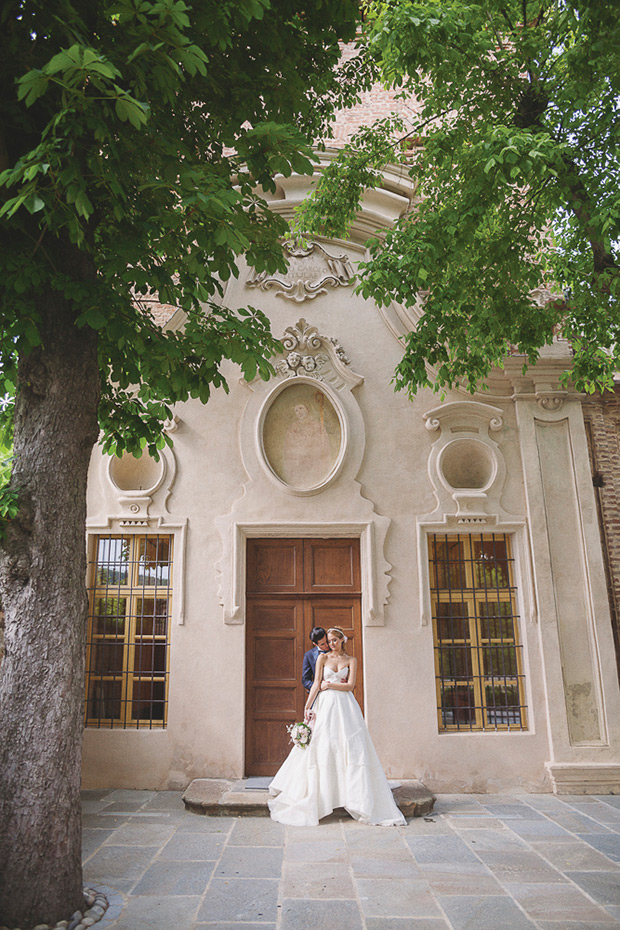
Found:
<box><xmin>83</xmin><ymin>789</ymin><xmax>620</xmax><ymax>930</ymax></box>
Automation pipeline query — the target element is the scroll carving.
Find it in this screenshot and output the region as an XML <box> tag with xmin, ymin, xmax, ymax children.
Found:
<box><xmin>274</xmin><ymin>319</ymin><xmax>362</xmax><ymax>392</ymax></box>
<box><xmin>246</xmin><ymin>239</ymin><xmax>355</xmax><ymax>302</ymax></box>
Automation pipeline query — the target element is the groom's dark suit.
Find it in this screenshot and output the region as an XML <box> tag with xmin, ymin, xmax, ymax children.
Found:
<box><xmin>302</xmin><ymin>645</ymin><xmax>326</xmax><ymax>692</ymax></box>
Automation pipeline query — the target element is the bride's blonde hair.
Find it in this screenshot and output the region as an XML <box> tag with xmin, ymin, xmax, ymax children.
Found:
<box><xmin>327</xmin><ymin>627</ymin><xmax>348</xmax><ymax>644</ymax></box>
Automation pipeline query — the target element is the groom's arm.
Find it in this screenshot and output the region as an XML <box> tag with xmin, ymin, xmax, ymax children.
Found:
<box><xmin>301</xmin><ymin>652</ymin><xmax>314</xmax><ymax>692</ymax></box>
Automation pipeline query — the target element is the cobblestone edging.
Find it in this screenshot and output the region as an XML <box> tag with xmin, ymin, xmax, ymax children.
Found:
<box><xmin>1</xmin><ymin>888</ymin><xmax>108</xmax><ymax>930</ymax></box>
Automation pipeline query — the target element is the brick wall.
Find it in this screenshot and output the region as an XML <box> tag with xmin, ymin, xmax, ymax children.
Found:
<box><xmin>583</xmin><ymin>390</ymin><xmax>620</xmax><ymax>680</ymax></box>
<box><xmin>327</xmin><ymin>43</ymin><xmax>422</xmax><ymax>147</ymax></box>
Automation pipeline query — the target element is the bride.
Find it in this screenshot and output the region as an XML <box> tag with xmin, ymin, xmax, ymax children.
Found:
<box><xmin>268</xmin><ymin>627</ymin><xmax>406</xmax><ymax>827</ymax></box>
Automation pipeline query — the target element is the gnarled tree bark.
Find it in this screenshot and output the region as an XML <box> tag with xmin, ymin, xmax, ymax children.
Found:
<box><xmin>0</xmin><ymin>244</ymin><xmax>100</xmax><ymax>928</ymax></box>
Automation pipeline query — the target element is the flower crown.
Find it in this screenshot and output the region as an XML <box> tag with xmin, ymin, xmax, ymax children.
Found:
<box><xmin>327</xmin><ymin>627</ymin><xmax>348</xmax><ymax>643</ymax></box>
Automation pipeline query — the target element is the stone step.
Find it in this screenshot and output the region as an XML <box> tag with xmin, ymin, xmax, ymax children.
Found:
<box><xmin>182</xmin><ymin>777</ymin><xmax>435</xmax><ymax>819</ymax></box>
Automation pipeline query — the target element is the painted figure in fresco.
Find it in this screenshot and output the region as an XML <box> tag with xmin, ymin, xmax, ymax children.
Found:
<box><xmin>301</xmin><ymin>626</ymin><xmax>329</xmax><ymax>692</ymax></box>
<box><xmin>281</xmin><ymin>400</ymin><xmax>332</xmax><ymax>487</ymax></box>
<box><xmin>269</xmin><ymin>628</ymin><xmax>406</xmax><ymax>827</ymax></box>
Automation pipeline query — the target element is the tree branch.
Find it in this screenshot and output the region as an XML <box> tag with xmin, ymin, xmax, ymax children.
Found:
<box><xmin>499</xmin><ymin>7</ymin><xmax>515</xmax><ymax>32</ymax></box>
<box><xmin>534</xmin><ymin>2</ymin><xmax>548</xmax><ymax>27</ymax></box>
<box><xmin>562</xmin><ymin>158</ymin><xmax>616</xmax><ymax>274</ymax></box>
<box><xmin>485</xmin><ymin>10</ymin><xmax>505</xmax><ymax>48</ymax></box>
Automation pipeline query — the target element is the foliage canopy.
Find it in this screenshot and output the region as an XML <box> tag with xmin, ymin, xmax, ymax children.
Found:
<box><xmin>299</xmin><ymin>0</ymin><xmax>620</xmax><ymax>395</ymax></box>
<box><xmin>0</xmin><ymin>0</ymin><xmax>368</xmax><ymax>455</ymax></box>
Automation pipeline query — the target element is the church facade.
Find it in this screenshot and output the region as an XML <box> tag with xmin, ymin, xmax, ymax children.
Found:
<box><xmin>82</xmin><ymin>156</ymin><xmax>620</xmax><ymax>795</ymax></box>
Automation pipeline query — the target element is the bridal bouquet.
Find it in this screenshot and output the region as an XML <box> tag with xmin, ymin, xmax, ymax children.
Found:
<box><xmin>287</xmin><ymin>720</ymin><xmax>312</xmax><ymax>748</ymax></box>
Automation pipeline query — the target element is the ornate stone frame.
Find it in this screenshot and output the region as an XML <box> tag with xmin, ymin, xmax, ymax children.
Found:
<box><xmin>256</xmin><ymin>376</ymin><xmax>348</xmax><ymax>497</ymax></box>
<box><xmin>422</xmin><ymin>401</ymin><xmax>508</xmax><ymax>525</ymax></box>
<box><xmin>214</xmin><ymin>520</ymin><xmax>391</xmax><ymax>628</ymax></box>
<box><xmin>215</xmin><ymin>317</ymin><xmax>393</xmax><ymax>626</ymax></box>
<box><xmin>416</xmin><ymin>402</ymin><xmax>535</xmax><ymax>634</ymax></box>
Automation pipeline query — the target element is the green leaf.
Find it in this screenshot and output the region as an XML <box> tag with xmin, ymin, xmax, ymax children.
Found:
<box><xmin>114</xmin><ymin>95</ymin><xmax>148</xmax><ymax>128</ymax></box>
<box><xmin>24</xmin><ymin>194</ymin><xmax>45</xmax><ymax>214</ymax></box>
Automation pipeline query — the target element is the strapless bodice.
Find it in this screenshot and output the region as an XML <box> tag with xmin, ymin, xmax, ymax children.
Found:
<box><xmin>323</xmin><ymin>665</ymin><xmax>350</xmax><ymax>683</ymax></box>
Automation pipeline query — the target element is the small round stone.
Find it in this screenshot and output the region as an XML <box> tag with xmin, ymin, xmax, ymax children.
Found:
<box><xmin>82</xmin><ymin>919</ymin><xmax>96</xmax><ymax>927</ymax></box>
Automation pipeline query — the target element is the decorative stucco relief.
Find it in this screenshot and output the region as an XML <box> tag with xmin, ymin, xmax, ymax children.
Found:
<box><xmin>215</xmin><ymin>320</ymin><xmax>392</xmax><ymax>627</ymax></box>
<box><xmin>529</xmin><ymin>284</ymin><xmax>563</xmax><ymax>308</ymax></box>
<box><xmin>274</xmin><ymin>318</ymin><xmax>362</xmax><ymax>392</ymax></box>
<box><xmin>422</xmin><ymin>401</ymin><xmax>509</xmax><ymax>526</ymax></box>
<box><xmin>536</xmin><ymin>391</ymin><xmax>567</xmax><ymax>412</ymax></box>
<box><xmin>86</xmin><ymin>438</ymin><xmax>187</xmax><ymax>623</ymax></box>
<box><xmin>416</xmin><ymin>400</ymin><xmax>531</xmax><ymax>627</ymax></box>
<box><xmin>105</xmin><ymin>444</ymin><xmax>177</xmax><ymax>522</ymax></box>
<box><xmin>246</xmin><ymin>239</ymin><xmax>355</xmax><ymax>302</ymax></box>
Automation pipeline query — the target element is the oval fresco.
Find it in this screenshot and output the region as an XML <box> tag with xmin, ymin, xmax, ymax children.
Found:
<box><xmin>262</xmin><ymin>383</ymin><xmax>342</xmax><ymax>490</ymax></box>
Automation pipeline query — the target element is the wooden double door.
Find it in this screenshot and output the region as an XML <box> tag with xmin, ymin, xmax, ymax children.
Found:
<box><xmin>245</xmin><ymin>538</ymin><xmax>363</xmax><ymax>776</ymax></box>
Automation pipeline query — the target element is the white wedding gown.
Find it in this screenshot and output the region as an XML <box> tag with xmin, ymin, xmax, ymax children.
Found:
<box><xmin>268</xmin><ymin>665</ymin><xmax>406</xmax><ymax>826</ymax></box>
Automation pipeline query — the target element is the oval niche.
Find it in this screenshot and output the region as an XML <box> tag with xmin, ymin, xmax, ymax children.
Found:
<box><xmin>262</xmin><ymin>382</ymin><xmax>343</xmax><ymax>491</ymax></box>
<box><xmin>439</xmin><ymin>439</ymin><xmax>495</xmax><ymax>491</ymax></box>
<box><xmin>109</xmin><ymin>449</ymin><xmax>165</xmax><ymax>494</ymax></box>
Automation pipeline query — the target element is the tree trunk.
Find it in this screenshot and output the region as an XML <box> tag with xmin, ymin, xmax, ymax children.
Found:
<box><xmin>0</xmin><ymin>255</ymin><xmax>100</xmax><ymax>927</ymax></box>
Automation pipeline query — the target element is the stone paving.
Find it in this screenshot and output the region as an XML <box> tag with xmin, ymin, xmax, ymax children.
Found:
<box><xmin>83</xmin><ymin>789</ymin><xmax>620</xmax><ymax>930</ymax></box>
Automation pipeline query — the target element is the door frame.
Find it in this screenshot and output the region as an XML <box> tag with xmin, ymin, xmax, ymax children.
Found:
<box><xmin>233</xmin><ymin>522</ymin><xmax>382</xmax><ymax>777</ymax></box>
<box><xmin>245</xmin><ymin>538</ymin><xmax>364</xmax><ymax>776</ymax></box>
<box><xmin>220</xmin><ymin>520</ymin><xmax>388</xmax><ymax>628</ymax></box>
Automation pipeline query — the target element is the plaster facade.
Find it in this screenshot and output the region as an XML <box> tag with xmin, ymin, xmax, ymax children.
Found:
<box><xmin>82</xmin><ymin>161</ymin><xmax>620</xmax><ymax>796</ymax></box>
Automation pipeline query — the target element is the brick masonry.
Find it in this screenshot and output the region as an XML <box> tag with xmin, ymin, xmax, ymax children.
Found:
<box><xmin>583</xmin><ymin>389</ymin><xmax>620</xmax><ymax>681</ymax></box>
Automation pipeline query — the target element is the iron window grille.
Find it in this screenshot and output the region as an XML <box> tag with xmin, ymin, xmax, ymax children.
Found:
<box><xmin>85</xmin><ymin>534</ymin><xmax>173</xmax><ymax>729</ymax></box>
<box><xmin>429</xmin><ymin>532</ymin><xmax>528</xmax><ymax>732</ymax></box>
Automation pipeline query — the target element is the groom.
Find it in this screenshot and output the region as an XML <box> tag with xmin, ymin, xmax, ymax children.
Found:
<box><xmin>302</xmin><ymin>626</ymin><xmax>329</xmax><ymax>692</ymax></box>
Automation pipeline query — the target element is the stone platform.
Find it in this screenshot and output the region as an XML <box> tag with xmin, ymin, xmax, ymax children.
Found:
<box><xmin>182</xmin><ymin>777</ymin><xmax>435</xmax><ymax>818</ymax></box>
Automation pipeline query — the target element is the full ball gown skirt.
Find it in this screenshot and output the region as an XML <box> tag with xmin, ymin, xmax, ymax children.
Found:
<box><xmin>268</xmin><ymin>666</ymin><xmax>406</xmax><ymax>826</ymax></box>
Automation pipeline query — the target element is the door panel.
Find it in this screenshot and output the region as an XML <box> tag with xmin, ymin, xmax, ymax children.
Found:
<box><xmin>254</xmin><ymin>636</ymin><xmax>296</xmax><ymax>680</ymax></box>
<box><xmin>245</xmin><ymin>598</ymin><xmax>305</xmax><ymax>775</ymax></box>
<box><xmin>247</xmin><ymin>719</ymin><xmax>294</xmax><ymax>775</ymax></box>
<box><xmin>246</xmin><ymin>538</ymin><xmax>363</xmax><ymax>776</ymax></box>
<box><xmin>304</xmin><ymin>538</ymin><xmax>361</xmax><ymax>593</ymax></box>
<box><xmin>247</xmin><ymin>538</ymin><xmax>303</xmax><ymax>593</ymax></box>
